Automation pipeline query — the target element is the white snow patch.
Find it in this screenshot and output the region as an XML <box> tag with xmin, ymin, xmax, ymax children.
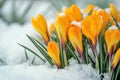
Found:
<box><xmin>71</xmin><ymin>21</ymin><xmax>81</xmax><ymax>28</ymax></box>
<box><xmin>108</xmin><ymin>26</ymin><xmax>118</xmax><ymax>30</ymax></box>
<box><xmin>105</xmin><ymin>8</ymin><xmax>110</xmax><ymax>13</ymax></box>
<box><xmin>0</xmin><ymin>21</ymin><xmax>44</xmax><ymax>65</ymax></box>
<box><xmin>0</xmin><ymin>61</ymin><xmax>102</xmax><ymax>80</ymax></box>
<box><xmin>59</xmin><ymin>12</ymin><xmax>66</xmax><ymax>17</ymax></box>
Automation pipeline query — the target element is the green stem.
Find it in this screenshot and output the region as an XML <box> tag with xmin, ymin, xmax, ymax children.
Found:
<box><xmin>109</xmin><ymin>55</ymin><xmax>112</xmax><ymax>75</ymax></box>
<box><xmin>93</xmin><ymin>46</ymin><xmax>99</xmax><ymax>70</ymax></box>
<box><xmin>77</xmin><ymin>48</ymin><xmax>84</xmax><ymax>64</ymax></box>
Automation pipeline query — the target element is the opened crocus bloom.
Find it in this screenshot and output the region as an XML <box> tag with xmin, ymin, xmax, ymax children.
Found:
<box><xmin>112</xmin><ymin>48</ymin><xmax>120</xmax><ymax>69</ymax></box>
<box><xmin>84</xmin><ymin>4</ymin><xmax>95</xmax><ymax>14</ymax></box>
<box><xmin>47</xmin><ymin>41</ymin><xmax>61</xmax><ymax>68</ymax></box>
<box><xmin>32</xmin><ymin>14</ymin><xmax>49</xmax><ymax>43</ymax></box>
<box><xmin>68</xmin><ymin>25</ymin><xmax>83</xmax><ymax>54</ymax></box>
<box><xmin>64</xmin><ymin>4</ymin><xmax>82</xmax><ymax>22</ymax></box>
<box><xmin>105</xmin><ymin>26</ymin><xmax>120</xmax><ymax>56</ymax></box>
<box><xmin>82</xmin><ymin>16</ymin><xmax>102</xmax><ymax>47</ymax></box>
<box><xmin>56</xmin><ymin>14</ymin><xmax>69</xmax><ymax>43</ymax></box>
<box><xmin>110</xmin><ymin>4</ymin><xmax>120</xmax><ymax>22</ymax></box>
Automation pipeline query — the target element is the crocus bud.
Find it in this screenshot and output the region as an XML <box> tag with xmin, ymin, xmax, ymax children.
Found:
<box><xmin>56</xmin><ymin>14</ymin><xmax>70</xmax><ymax>43</ymax></box>
<box><xmin>105</xmin><ymin>26</ymin><xmax>120</xmax><ymax>56</ymax></box>
<box><xmin>47</xmin><ymin>41</ymin><xmax>61</xmax><ymax>68</ymax></box>
<box><xmin>112</xmin><ymin>48</ymin><xmax>120</xmax><ymax>69</ymax></box>
<box><xmin>32</xmin><ymin>14</ymin><xmax>49</xmax><ymax>43</ymax></box>
<box><xmin>110</xmin><ymin>4</ymin><xmax>120</xmax><ymax>22</ymax></box>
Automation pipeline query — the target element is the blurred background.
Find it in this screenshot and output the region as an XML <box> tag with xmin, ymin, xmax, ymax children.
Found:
<box><xmin>0</xmin><ymin>0</ymin><xmax>120</xmax><ymax>25</ymax></box>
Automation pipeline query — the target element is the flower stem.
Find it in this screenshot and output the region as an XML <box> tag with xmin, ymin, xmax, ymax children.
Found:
<box><xmin>93</xmin><ymin>46</ymin><xmax>99</xmax><ymax>70</ymax></box>
<box><xmin>62</xmin><ymin>41</ymin><xmax>68</xmax><ymax>66</ymax></box>
<box><xmin>109</xmin><ymin>54</ymin><xmax>112</xmax><ymax>75</ymax></box>
<box><xmin>77</xmin><ymin>48</ymin><xmax>84</xmax><ymax>64</ymax></box>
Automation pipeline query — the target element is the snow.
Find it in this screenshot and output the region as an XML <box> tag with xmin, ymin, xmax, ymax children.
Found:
<box><xmin>0</xmin><ymin>59</ymin><xmax>101</xmax><ymax>80</ymax></box>
<box><xmin>59</xmin><ymin>12</ymin><xmax>66</xmax><ymax>17</ymax></box>
<box><xmin>108</xmin><ymin>26</ymin><xmax>118</xmax><ymax>30</ymax></box>
<box><xmin>71</xmin><ymin>21</ymin><xmax>81</xmax><ymax>28</ymax></box>
<box><xmin>0</xmin><ymin>19</ymin><xmax>44</xmax><ymax>65</ymax></box>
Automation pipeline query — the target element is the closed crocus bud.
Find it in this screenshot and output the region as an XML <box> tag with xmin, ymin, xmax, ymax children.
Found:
<box><xmin>32</xmin><ymin>14</ymin><xmax>49</xmax><ymax>44</ymax></box>
<box><xmin>110</xmin><ymin>4</ymin><xmax>120</xmax><ymax>22</ymax></box>
<box><xmin>112</xmin><ymin>48</ymin><xmax>120</xmax><ymax>69</ymax></box>
<box><xmin>47</xmin><ymin>41</ymin><xmax>61</xmax><ymax>68</ymax></box>
<box><xmin>68</xmin><ymin>25</ymin><xmax>84</xmax><ymax>63</ymax></box>
<box><xmin>64</xmin><ymin>4</ymin><xmax>82</xmax><ymax>22</ymax></box>
<box><xmin>84</xmin><ymin>4</ymin><xmax>95</xmax><ymax>13</ymax></box>
<box><xmin>91</xmin><ymin>9</ymin><xmax>112</xmax><ymax>34</ymax></box>
<box><xmin>82</xmin><ymin>16</ymin><xmax>102</xmax><ymax>47</ymax></box>
<box><xmin>48</xmin><ymin>23</ymin><xmax>55</xmax><ymax>36</ymax></box>
<box><xmin>56</xmin><ymin>14</ymin><xmax>70</xmax><ymax>43</ymax></box>
<box><xmin>105</xmin><ymin>26</ymin><xmax>120</xmax><ymax>56</ymax></box>
<box><xmin>68</xmin><ymin>25</ymin><xmax>83</xmax><ymax>54</ymax></box>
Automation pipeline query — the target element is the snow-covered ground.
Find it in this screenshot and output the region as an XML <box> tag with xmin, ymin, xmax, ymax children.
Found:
<box><xmin>0</xmin><ymin>60</ymin><xmax>102</xmax><ymax>80</ymax></box>
<box><xmin>0</xmin><ymin>19</ymin><xmax>109</xmax><ymax>80</ymax></box>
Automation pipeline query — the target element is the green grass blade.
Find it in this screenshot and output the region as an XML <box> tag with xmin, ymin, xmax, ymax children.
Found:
<box><xmin>115</xmin><ymin>62</ymin><xmax>120</xmax><ymax>80</ymax></box>
<box><xmin>84</xmin><ymin>40</ymin><xmax>89</xmax><ymax>64</ymax></box>
<box><xmin>59</xmin><ymin>43</ymin><xmax>65</xmax><ymax>68</ymax></box>
<box><xmin>99</xmin><ymin>32</ymin><xmax>103</xmax><ymax>73</ymax></box>
<box><xmin>18</xmin><ymin>43</ymin><xmax>46</xmax><ymax>63</ymax></box>
<box><xmin>31</xmin><ymin>37</ymin><xmax>47</xmax><ymax>51</ymax></box>
<box><xmin>32</xmin><ymin>57</ymin><xmax>36</xmax><ymax>64</ymax></box>
<box><xmin>24</xmin><ymin>49</ymin><xmax>29</xmax><ymax>60</ymax></box>
<box><xmin>29</xmin><ymin>36</ymin><xmax>52</xmax><ymax>60</ymax></box>
<box><xmin>66</xmin><ymin>43</ymin><xmax>80</xmax><ymax>64</ymax></box>
<box><xmin>26</xmin><ymin>35</ymin><xmax>54</xmax><ymax>66</ymax></box>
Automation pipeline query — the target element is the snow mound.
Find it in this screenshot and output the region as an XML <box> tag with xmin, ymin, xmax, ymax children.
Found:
<box><xmin>0</xmin><ymin>20</ymin><xmax>43</xmax><ymax>65</ymax></box>
<box><xmin>0</xmin><ymin>61</ymin><xmax>101</xmax><ymax>80</ymax></box>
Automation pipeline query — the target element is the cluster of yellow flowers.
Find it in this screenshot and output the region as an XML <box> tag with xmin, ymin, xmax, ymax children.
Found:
<box><xmin>32</xmin><ymin>3</ymin><xmax>120</xmax><ymax>73</ymax></box>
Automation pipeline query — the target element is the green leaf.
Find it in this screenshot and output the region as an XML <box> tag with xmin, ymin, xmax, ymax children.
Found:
<box><xmin>24</xmin><ymin>49</ymin><xmax>29</xmax><ymax>60</ymax></box>
<box><xmin>26</xmin><ymin>35</ymin><xmax>54</xmax><ymax>66</ymax></box>
<box><xmin>32</xmin><ymin>57</ymin><xmax>36</xmax><ymax>64</ymax></box>
<box><xmin>18</xmin><ymin>43</ymin><xmax>46</xmax><ymax>63</ymax></box>
<box><xmin>59</xmin><ymin>42</ymin><xmax>65</xmax><ymax>68</ymax></box>
<box><xmin>99</xmin><ymin>32</ymin><xmax>104</xmax><ymax>73</ymax></box>
<box><xmin>84</xmin><ymin>40</ymin><xmax>89</xmax><ymax>64</ymax></box>
<box><xmin>115</xmin><ymin>62</ymin><xmax>120</xmax><ymax>80</ymax></box>
<box><xmin>104</xmin><ymin>55</ymin><xmax>109</xmax><ymax>72</ymax></box>
<box><xmin>66</xmin><ymin>43</ymin><xmax>80</xmax><ymax>64</ymax></box>
<box><xmin>83</xmin><ymin>35</ymin><xmax>89</xmax><ymax>64</ymax></box>
<box><xmin>32</xmin><ymin>37</ymin><xmax>47</xmax><ymax>52</ymax></box>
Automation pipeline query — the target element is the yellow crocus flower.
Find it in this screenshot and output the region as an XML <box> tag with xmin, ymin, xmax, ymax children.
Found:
<box><xmin>84</xmin><ymin>4</ymin><xmax>95</xmax><ymax>13</ymax></box>
<box><xmin>64</xmin><ymin>4</ymin><xmax>82</xmax><ymax>22</ymax></box>
<box><xmin>48</xmin><ymin>23</ymin><xmax>55</xmax><ymax>36</ymax></box>
<box><xmin>110</xmin><ymin>4</ymin><xmax>120</xmax><ymax>22</ymax></box>
<box><xmin>56</xmin><ymin>14</ymin><xmax>70</xmax><ymax>43</ymax></box>
<box><xmin>82</xmin><ymin>16</ymin><xmax>102</xmax><ymax>47</ymax></box>
<box><xmin>112</xmin><ymin>48</ymin><xmax>120</xmax><ymax>69</ymax></box>
<box><xmin>32</xmin><ymin>14</ymin><xmax>49</xmax><ymax>43</ymax></box>
<box><xmin>91</xmin><ymin>9</ymin><xmax>112</xmax><ymax>34</ymax></box>
<box><xmin>105</xmin><ymin>26</ymin><xmax>120</xmax><ymax>55</ymax></box>
<box><xmin>68</xmin><ymin>25</ymin><xmax>83</xmax><ymax>53</ymax></box>
<box><xmin>47</xmin><ymin>41</ymin><xmax>61</xmax><ymax>68</ymax></box>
